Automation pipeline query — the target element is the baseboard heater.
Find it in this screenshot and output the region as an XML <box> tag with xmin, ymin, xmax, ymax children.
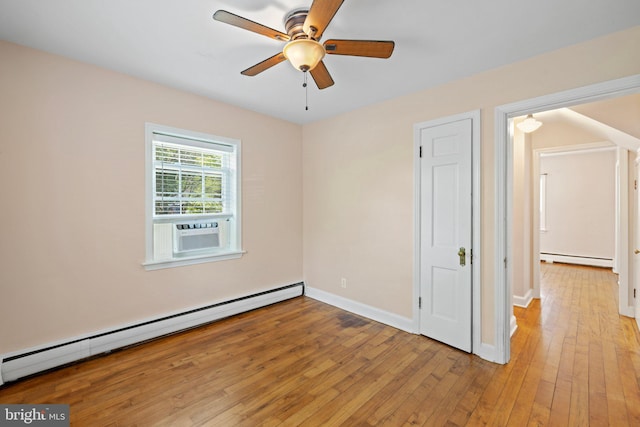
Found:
<box><xmin>540</xmin><ymin>252</ymin><xmax>613</xmax><ymax>268</ymax></box>
<box><xmin>0</xmin><ymin>283</ymin><xmax>303</xmax><ymax>385</ymax></box>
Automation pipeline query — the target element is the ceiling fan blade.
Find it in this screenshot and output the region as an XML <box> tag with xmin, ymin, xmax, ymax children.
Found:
<box><xmin>213</xmin><ymin>10</ymin><xmax>290</xmax><ymax>41</ymax></box>
<box><xmin>310</xmin><ymin>61</ymin><xmax>335</xmax><ymax>90</ymax></box>
<box><xmin>324</xmin><ymin>39</ymin><xmax>395</xmax><ymax>58</ymax></box>
<box><xmin>303</xmin><ymin>0</ymin><xmax>344</xmax><ymax>40</ymax></box>
<box><xmin>241</xmin><ymin>53</ymin><xmax>287</xmax><ymax>76</ymax></box>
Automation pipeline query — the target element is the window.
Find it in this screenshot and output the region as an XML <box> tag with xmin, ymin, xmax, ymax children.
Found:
<box><xmin>144</xmin><ymin>123</ymin><xmax>242</xmax><ymax>269</ymax></box>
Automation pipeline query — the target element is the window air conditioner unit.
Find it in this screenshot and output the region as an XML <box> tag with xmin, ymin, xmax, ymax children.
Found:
<box><xmin>174</xmin><ymin>222</ymin><xmax>220</xmax><ymax>254</ymax></box>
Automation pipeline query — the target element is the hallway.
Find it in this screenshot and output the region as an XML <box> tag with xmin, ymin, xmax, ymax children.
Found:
<box><xmin>510</xmin><ymin>262</ymin><xmax>640</xmax><ymax>425</ymax></box>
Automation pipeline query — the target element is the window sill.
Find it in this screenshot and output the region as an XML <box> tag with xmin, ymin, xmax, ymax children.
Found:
<box><xmin>143</xmin><ymin>250</ymin><xmax>245</xmax><ymax>271</ymax></box>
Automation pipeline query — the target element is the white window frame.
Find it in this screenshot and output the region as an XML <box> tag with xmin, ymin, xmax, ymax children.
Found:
<box><xmin>143</xmin><ymin>123</ymin><xmax>243</xmax><ymax>270</ymax></box>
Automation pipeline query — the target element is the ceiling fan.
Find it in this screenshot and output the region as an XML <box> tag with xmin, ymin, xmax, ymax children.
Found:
<box><xmin>213</xmin><ymin>0</ymin><xmax>395</xmax><ymax>90</ymax></box>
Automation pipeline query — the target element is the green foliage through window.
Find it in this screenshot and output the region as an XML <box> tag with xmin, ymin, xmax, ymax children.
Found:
<box><xmin>153</xmin><ymin>142</ymin><xmax>227</xmax><ymax>216</ymax></box>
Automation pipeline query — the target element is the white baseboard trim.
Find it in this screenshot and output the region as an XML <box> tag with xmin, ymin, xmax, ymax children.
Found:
<box><xmin>306</xmin><ymin>287</ymin><xmax>508</xmax><ymax>363</ymax></box>
<box><xmin>474</xmin><ymin>342</ymin><xmax>499</xmax><ymax>363</ymax></box>
<box><xmin>0</xmin><ymin>283</ymin><xmax>303</xmax><ymax>383</ymax></box>
<box><xmin>540</xmin><ymin>253</ymin><xmax>613</xmax><ymax>268</ymax></box>
<box><xmin>513</xmin><ymin>289</ymin><xmax>533</xmax><ymax>308</ymax></box>
<box><xmin>304</xmin><ymin>287</ymin><xmax>414</xmax><ymax>333</ymax></box>
<box><xmin>620</xmin><ymin>305</ymin><xmax>635</xmax><ymax>318</ymax></box>
<box><xmin>510</xmin><ymin>315</ymin><xmax>518</xmax><ymax>337</ymax></box>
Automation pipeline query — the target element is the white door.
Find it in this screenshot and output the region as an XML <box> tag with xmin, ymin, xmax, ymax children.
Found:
<box><xmin>419</xmin><ymin>118</ymin><xmax>472</xmax><ymax>352</ymax></box>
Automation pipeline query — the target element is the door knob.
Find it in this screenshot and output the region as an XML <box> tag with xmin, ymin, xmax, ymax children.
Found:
<box><xmin>458</xmin><ymin>247</ymin><xmax>466</xmax><ymax>266</ymax></box>
<box><xmin>635</xmin><ymin>249</ymin><xmax>640</xmax><ymax>254</ymax></box>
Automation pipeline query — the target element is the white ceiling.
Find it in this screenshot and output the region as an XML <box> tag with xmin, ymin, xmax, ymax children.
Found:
<box><xmin>1</xmin><ymin>0</ymin><xmax>638</xmax><ymax>125</ymax></box>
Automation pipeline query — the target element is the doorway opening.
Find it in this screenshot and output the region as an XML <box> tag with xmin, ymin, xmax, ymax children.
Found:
<box><xmin>495</xmin><ymin>74</ymin><xmax>640</xmax><ymax>364</ymax></box>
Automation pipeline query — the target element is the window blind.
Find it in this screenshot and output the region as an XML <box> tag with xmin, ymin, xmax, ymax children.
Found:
<box><xmin>152</xmin><ymin>135</ymin><xmax>231</xmax><ymax>216</ymax></box>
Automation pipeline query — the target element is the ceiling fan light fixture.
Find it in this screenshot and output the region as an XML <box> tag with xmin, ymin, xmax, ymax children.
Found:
<box><xmin>283</xmin><ymin>39</ymin><xmax>325</xmax><ymax>72</ymax></box>
<box><xmin>516</xmin><ymin>114</ymin><xmax>543</xmax><ymax>133</ymax></box>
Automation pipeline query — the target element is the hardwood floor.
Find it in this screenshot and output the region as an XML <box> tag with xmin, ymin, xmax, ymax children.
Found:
<box><xmin>1</xmin><ymin>263</ymin><xmax>640</xmax><ymax>425</ymax></box>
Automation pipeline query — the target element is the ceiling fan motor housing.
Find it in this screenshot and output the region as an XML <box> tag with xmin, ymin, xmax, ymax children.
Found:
<box><xmin>284</xmin><ymin>9</ymin><xmax>312</xmax><ymax>40</ymax></box>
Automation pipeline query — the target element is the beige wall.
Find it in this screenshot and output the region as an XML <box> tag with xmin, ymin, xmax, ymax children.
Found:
<box><xmin>531</xmin><ymin>119</ymin><xmax>620</xmax><ymax>267</ymax></box>
<box><xmin>572</xmin><ymin>95</ymin><xmax>640</xmax><ymax>139</ymax></box>
<box><xmin>0</xmin><ymin>41</ymin><xmax>303</xmax><ymax>354</ymax></box>
<box><xmin>2</xmin><ymin>26</ymin><xmax>639</xmax><ymax>356</ymax></box>
<box><xmin>511</xmin><ymin>128</ymin><xmax>532</xmax><ymax>305</ymax></box>
<box><xmin>532</xmin><ymin>119</ymin><xmax>613</xmax><ymax>151</ymax></box>
<box><xmin>539</xmin><ymin>149</ymin><xmax>616</xmax><ymax>258</ymax></box>
<box><xmin>303</xmin><ymin>26</ymin><xmax>640</xmax><ymax>345</ymax></box>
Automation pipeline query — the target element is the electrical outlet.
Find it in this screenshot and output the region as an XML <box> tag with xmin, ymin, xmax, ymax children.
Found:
<box><xmin>340</xmin><ymin>278</ymin><xmax>347</xmax><ymax>289</ymax></box>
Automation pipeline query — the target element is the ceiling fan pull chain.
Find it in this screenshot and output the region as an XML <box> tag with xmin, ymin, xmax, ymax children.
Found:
<box><xmin>303</xmin><ymin>71</ymin><xmax>309</xmax><ymax>111</ymax></box>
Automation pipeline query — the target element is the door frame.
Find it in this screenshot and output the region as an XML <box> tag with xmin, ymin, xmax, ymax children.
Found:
<box><xmin>636</xmin><ymin>150</ymin><xmax>640</xmax><ymax>332</ymax></box>
<box><xmin>495</xmin><ymin>74</ymin><xmax>640</xmax><ymax>364</ymax></box>
<box><xmin>413</xmin><ymin>109</ymin><xmax>484</xmax><ymax>356</ymax></box>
